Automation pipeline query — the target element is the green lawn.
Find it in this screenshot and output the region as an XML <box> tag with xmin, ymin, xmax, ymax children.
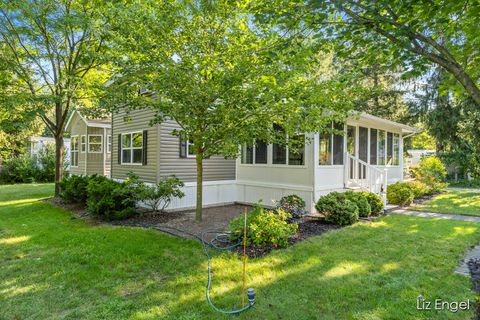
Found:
<box><xmin>414</xmin><ymin>190</ymin><xmax>480</xmax><ymax>217</ymax></box>
<box><xmin>1</xmin><ymin>184</ymin><xmax>479</xmax><ymax>319</ymax></box>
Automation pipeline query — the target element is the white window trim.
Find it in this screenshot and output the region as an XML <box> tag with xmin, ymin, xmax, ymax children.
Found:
<box><xmin>240</xmin><ymin>136</ymin><xmax>307</xmax><ymax>168</ymax></box>
<box><xmin>186</xmin><ymin>140</ymin><xmax>196</xmax><ymax>158</ymax></box>
<box><xmin>71</xmin><ymin>135</ymin><xmax>79</xmax><ymax>167</ymax></box>
<box><xmin>88</xmin><ymin>134</ymin><xmax>103</xmax><ymax>153</ymax></box>
<box><xmin>241</xmin><ymin>140</ymin><xmax>269</xmax><ymax>165</ymax></box>
<box><xmin>80</xmin><ymin>135</ymin><xmax>86</xmax><ymax>153</ymax></box>
<box><xmin>121</xmin><ymin>131</ymin><xmax>143</xmax><ymax>165</ymax></box>
<box><xmin>318</xmin><ymin>123</ymin><xmax>345</xmax><ymax>167</ymax></box>
<box><xmin>107</xmin><ymin>135</ymin><xmax>112</xmax><ymax>153</ymax></box>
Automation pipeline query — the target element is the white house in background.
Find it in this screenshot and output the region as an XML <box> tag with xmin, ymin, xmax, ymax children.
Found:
<box><xmin>97</xmin><ymin>106</ymin><xmax>419</xmax><ymax>212</ymax></box>
<box><xmin>406</xmin><ymin>149</ymin><xmax>435</xmax><ymax>167</ymax></box>
<box><xmin>28</xmin><ymin>136</ymin><xmax>71</xmax><ymax>168</ymax></box>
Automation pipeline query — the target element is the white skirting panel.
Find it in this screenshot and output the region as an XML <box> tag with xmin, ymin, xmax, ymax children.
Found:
<box><xmin>236</xmin><ymin>180</ymin><xmax>315</xmax><ymax>213</ymax></box>
<box><xmin>166</xmin><ymin>180</ymin><xmax>238</xmax><ymax>210</ymax></box>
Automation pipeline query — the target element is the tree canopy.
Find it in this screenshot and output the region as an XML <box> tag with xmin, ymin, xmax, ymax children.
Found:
<box><xmin>103</xmin><ymin>0</ymin><xmax>358</xmax><ymax>219</ymax></box>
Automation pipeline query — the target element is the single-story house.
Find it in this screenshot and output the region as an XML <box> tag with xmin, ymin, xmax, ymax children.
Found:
<box><xmin>106</xmin><ymin>108</ymin><xmax>419</xmax><ymax>212</ymax></box>
<box><xmin>66</xmin><ymin>107</ymin><xmax>419</xmax><ymax>211</ymax></box>
<box><xmin>65</xmin><ymin>111</ymin><xmax>112</xmax><ymax>177</ymax></box>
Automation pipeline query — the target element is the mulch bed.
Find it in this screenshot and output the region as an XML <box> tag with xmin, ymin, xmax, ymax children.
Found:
<box><xmin>235</xmin><ymin>216</ymin><xmax>342</xmax><ymax>258</ymax></box>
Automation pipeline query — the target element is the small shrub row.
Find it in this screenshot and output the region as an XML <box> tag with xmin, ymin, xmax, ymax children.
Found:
<box><xmin>59</xmin><ymin>172</ymin><xmax>185</xmax><ymax>220</ymax></box>
<box><xmin>229</xmin><ymin>205</ymin><xmax>298</xmax><ymax>248</ymax></box>
<box><xmin>386</xmin><ymin>180</ymin><xmax>440</xmax><ymax>206</ymax></box>
<box><xmin>315</xmin><ymin>191</ymin><xmax>383</xmax><ymax>226</ymax></box>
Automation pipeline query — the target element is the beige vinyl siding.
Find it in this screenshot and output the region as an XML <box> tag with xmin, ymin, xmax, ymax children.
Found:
<box><xmin>159</xmin><ymin>120</ymin><xmax>236</xmax><ymax>182</ymax></box>
<box><xmin>69</xmin><ymin>113</ymin><xmax>87</xmax><ymax>176</ymax></box>
<box><xmin>111</xmin><ymin>108</ymin><xmax>158</xmax><ymax>183</ymax></box>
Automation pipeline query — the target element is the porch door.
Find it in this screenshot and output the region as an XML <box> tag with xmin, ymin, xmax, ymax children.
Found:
<box><xmin>358</xmin><ymin>126</ymin><xmax>368</xmax><ymax>179</ymax></box>
<box><xmin>347</xmin><ymin>125</ymin><xmax>356</xmax><ymax>179</ymax></box>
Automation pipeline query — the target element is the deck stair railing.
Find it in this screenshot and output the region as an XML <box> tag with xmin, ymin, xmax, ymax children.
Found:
<box><xmin>344</xmin><ymin>152</ymin><xmax>387</xmax><ymax>205</ymax></box>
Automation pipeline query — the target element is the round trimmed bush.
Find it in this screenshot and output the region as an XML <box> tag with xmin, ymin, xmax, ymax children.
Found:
<box><xmin>345</xmin><ymin>191</ymin><xmax>371</xmax><ymax>217</ymax></box>
<box><xmin>387</xmin><ymin>182</ymin><xmax>414</xmax><ymax>206</ymax></box>
<box><xmin>407</xmin><ymin>181</ymin><xmax>431</xmax><ymax>198</ymax></box>
<box><xmin>315</xmin><ymin>192</ymin><xmax>359</xmax><ymax>226</ymax></box>
<box><xmin>359</xmin><ymin>192</ymin><xmax>384</xmax><ymax>215</ymax></box>
<box><xmin>277</xmin><ymin>194</ymin><xmax>307</xmax><ymax>220</ymax></box>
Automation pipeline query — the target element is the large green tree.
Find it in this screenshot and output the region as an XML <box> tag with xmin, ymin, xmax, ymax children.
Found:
<box><xmin>0</xmin><ymin>0</ymin><xmax>110</xmax><ymax>195</ymax></box>
<box><xmin>104</xmin><ymin>0</ymin><xmax>356</xmax><ymax>220</ymax></box>
<box><xmin>304</xmin><ymin>0</ymin><xmax>480</xmax><ymax>107</ymax></box>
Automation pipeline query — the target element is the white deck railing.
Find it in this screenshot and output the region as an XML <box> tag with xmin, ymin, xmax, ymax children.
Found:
<box><xmin>344</xmin><ymin>152</ymin><xmax>387</xmax><ymax>205</ymax></box>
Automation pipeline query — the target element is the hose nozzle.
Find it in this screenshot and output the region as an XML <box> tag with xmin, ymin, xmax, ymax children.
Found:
<box><xmin>247</xmin><ymin>288</ymin><xmax>255</xmax><ymax>306</ymax></box>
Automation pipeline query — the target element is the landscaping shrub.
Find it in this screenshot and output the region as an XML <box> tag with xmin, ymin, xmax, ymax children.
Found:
<box><xmin>358</xmin><ymin>191</ymin><xmax>384</xmax><ymax>215</ymax></box>
<box><xmin>406</xmin><ymin>181</ymin><xmax>431</xmax><ymax>198</ymax></box>
<box><xmin>86</xmin><ymin>175</ymin><xmax>137</xmax><ymax>220</ymax></box>
<box><xmin>0</xmin><ymin>144</ymin><xmax>64</xmax><ymax>184</ymax></box>
<box><xmin>315</xmin><ymin>192</ymin><xmax>359</xmax><ymax>226</ymax></box>
<box><xmin>417</xmin><ymin>156</ymin><xmax>447</xmax><ymax>191</ymax></box>
<box><xmin>125</xmin><ymin>172</ymin><xmax>185</xmax><ymax>212</ymax></box>
<box><xmin>344</xmin><ymin>191</ymin><xmax>371</xmax><ymax>218</ymax></box>
<box><xmin>59</xmin><ymin>174</ymin><xmax>90</xmax><ymax>204</ymax></box>
<box><xmin>229</xmin><ymin>206</ymin><xmax>298</xmax><ymax>248</ymax></box>
<box><xmin>0</xmin><ymin>154</ymin><xmax>38</xmax><ymax>183</ymax></box>
<box><xmin>387</xmin><ymin>182</ymin><xmax>414</xmax><ymax>206</ymax></box>
<box><xmin>276</xmin><ymin>194</ymin><xmax>307</xmax><ymax>220</ymax></box>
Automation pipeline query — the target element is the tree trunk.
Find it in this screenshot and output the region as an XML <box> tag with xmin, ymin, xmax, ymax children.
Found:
<box><xmin>195</xmin><ymin>149</ymin><xmax>203</xmax><ymax>221</ymax></box>
<box><xmin>54</xmin><ymin>134</ymin><xmax>64</xmax><ymax>197</ymax></box>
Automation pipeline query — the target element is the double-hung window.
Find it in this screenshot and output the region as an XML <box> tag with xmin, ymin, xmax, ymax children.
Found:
<box><xmin>71</xmin><ymin>136</ymin><xmax>79</xmax><ymax>167</ymax></box>
<box><xmin>88</xmin><ymin>135</ymin><xmax>103</xmax><ymax>153</ymax></box>
<box><xmin>122</xmin><ymin>132</ymin><xmax>143</xmax><ymax>164</ymax></box>
<box><xmin>107</xmin><ymin>135</ymin><xmax>112</xmax><ymax>153</ymax></box>
<box><xmin>81</xmin><ymin>135</ymin><xmax>86</xmax><ymax>153</ymax></box>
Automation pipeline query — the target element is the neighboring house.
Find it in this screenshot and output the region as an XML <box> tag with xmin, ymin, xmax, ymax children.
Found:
<box><xmin>29</xmin><ymin>136</ymin><xmax>71</xmax><ymax>168</ymax></box>
<box><xmin>406</xmin><ymin>149</ymin><xmax>435</xmax><ymax>167</ymax></box>
<box><xmin>65</xmin><ymin>111</ymin><xmax>112</xmax><ymax>177</ymax></box>
<box><xmin>107</xmin><ymin>108</ymin><xmax>419</xmax><ymax>212</ymax></box>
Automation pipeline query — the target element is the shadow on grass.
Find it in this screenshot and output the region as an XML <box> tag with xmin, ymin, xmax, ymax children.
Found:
<box><xmin>1</xmin><ymin>186</ymin><xmax>479</xmax><ymax>319</ymax></box>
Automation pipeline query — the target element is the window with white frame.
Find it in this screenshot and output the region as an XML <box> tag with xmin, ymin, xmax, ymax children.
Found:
<box><xmin>71</xmin><ymin>136</ymin><xmax>79</xmax><ymax>167</ymax></box>
<box><xmin>377</xmin><ymin>130</ymin><xmax>386</xmax><ymax>165</ymax></box>
<box><xmin>288</xmin><ymin>134</ymin><xmax>305</xmax><ymax>165</ymax></box>
<box><xmin>107</xmin><ymin>135</ymin><xmax>112</xmax><ymax>153</ymax></box>
<box><xmin>187</xmin><ymin>140</ymin><xmax>196</xmax><ymax>157</ymax></box>
<box><xmin>81</xmin><ymin>135</ymin><xmax>86</xmax><ymax>153</ymax></box>
<box><xmin>319</xmin><ymin>122</ymin><xmax>344</xmax><ymax>165</ymax></box>
<box><xmin>393</xmin><ymin>133</ymin><xmax>400</xmax><ymax>165</ymax></box>
<box><xmin>122</xmin><ymin>132</ymin><xmax>143</xmax><ymax>164</ymax></box>
<box><xmin>241</xmin><ymin>140</ymin><xmax>268</xmax><ymax>164</ymax></box>
<box><xmin>88</xmin><ymin>135</ymin><xmax>103</xmax><ymax>153</ymax></box>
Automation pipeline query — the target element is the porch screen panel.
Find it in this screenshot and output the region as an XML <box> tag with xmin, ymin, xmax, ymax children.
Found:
<box><xmin>288</xmin><ymin>134</ymin><xmax>305</xmax><ymax>165</ymax></box>
<box><xmin>370</xmin><ymin>129</ymin><xmax>377</xmax><ymax>165</ymax></box>
<box><xmin>272</xmin><ymin>124</ymin><xmax>287</xmax><ymax>164</ymax></box>
<box><xmin>319</xmin><ymin>133</ymin><xmax>332</xmax><ymax>165</ymax></box>
<box><xmin>347</xmin><ymin>126</ymin><xmax>356</xmax><ymax>179</ymax></box>
<box><xmin>378</xmin><ymin>130</ymin><xmax>386</xmax><ymax>165</ymax></box>
<box><xmin>241</xmin><ymin>144</ymin><xmax>253</xmax><ymax>164</ymax></box>
<box><xmin>393</xmin><ymin>133</ymin><xmax>400</xmax><ymax>165</ymax></box>
<box><xmin>387</xmin><ymin>132</ymin><xmax>393</xmax><ymax>165</ymax></box>
<box><xmin>255</xmin><ymin>140</ymin><xmax>267</xmax><ymax>164</ymax></box>
<box><xmin>359</xmin><ymin>127</ymin><xmax>368</xmax><ymax>178</ymax></box>
<box><xmin>332</xmin><ymin>122</ymin><xmax>344</xmax><ymax>165</ymax></box>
